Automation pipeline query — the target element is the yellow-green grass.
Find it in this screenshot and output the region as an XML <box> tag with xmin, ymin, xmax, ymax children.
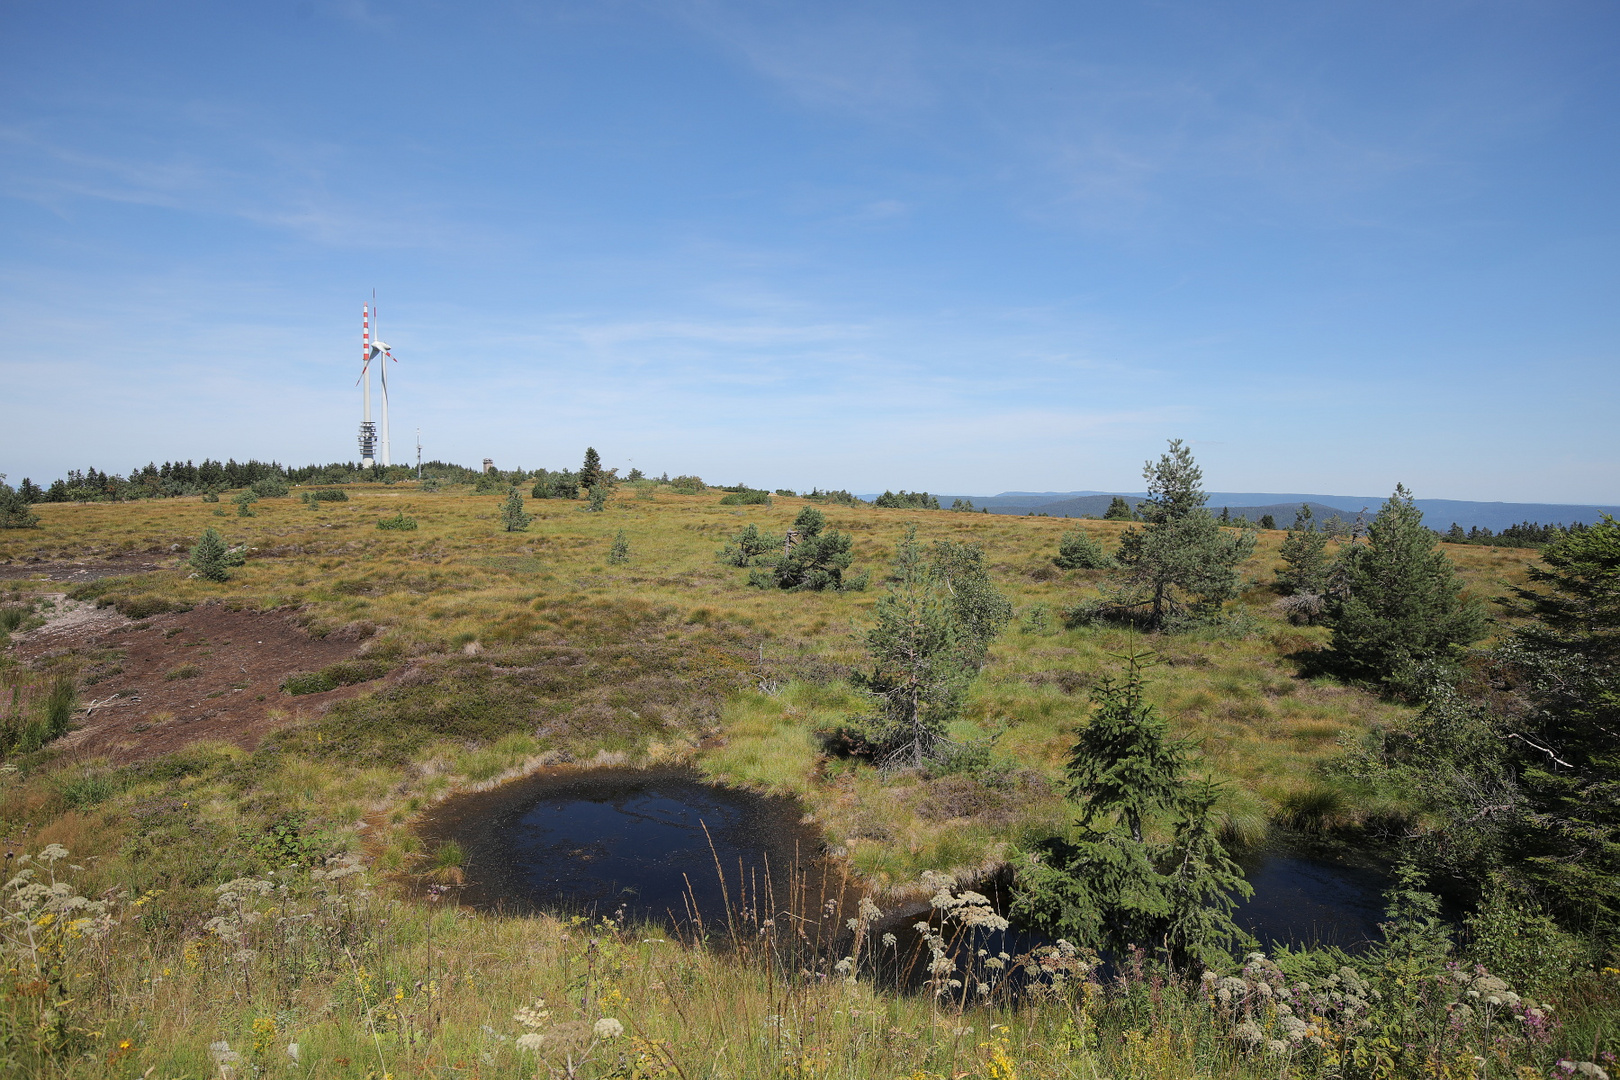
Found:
<box><xmin>0</xmin><ymin>485</ymin><xmax>1540</xmax><ymax>878</ymax></box>
<box><xmin>1</xmin><ymin>486</ymin><xmax>1595</xmax><ymax>1079</ymax></box>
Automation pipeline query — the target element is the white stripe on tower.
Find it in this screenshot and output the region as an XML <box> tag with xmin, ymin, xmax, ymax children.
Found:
<box><xmin>362</xmin><ymin>304</ymin><xmax>370</xmax><ymax>364</ymax></box>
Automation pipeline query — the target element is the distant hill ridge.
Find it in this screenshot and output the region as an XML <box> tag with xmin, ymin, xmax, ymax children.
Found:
<box><xmin>863</xmin><ymin>490</ymin><xmax>1620</xmax><ymax>532</ymax></box>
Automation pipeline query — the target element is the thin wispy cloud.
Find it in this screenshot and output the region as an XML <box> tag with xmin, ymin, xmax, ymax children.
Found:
<box><xmin>1</xmin><ymin>1</ymin><xmax>1615</xmax><ymax>500</ymax></box>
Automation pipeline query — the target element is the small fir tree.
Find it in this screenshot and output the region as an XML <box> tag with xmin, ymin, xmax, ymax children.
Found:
<box><xmin>584</xmin><ymin>484</ymin><xmax>608</xmax><ymax>512</ymax></box>
<box><xmin>1054</xmin><ymin>528</ymin><xmax>1113</xmax><ymax>569</ymax></box>
<box><xmin>607</xmin><ymin>529</ymin><xmax>631</xmax><ymax>565</ymax></box>
<box><xmin>1012</xmin><ymin>658</ymin><xmax>1253</xmax><ymax>969</ymax></box>
<box><xmin>188</xmin><ymin>527</ymin><xmax>244</xmax><ymax>582</ymax></box>
<box><xmin>1103</xmin><ymin>496</ymin><xmax>1136</xmax><ymax>521</ymax></box>
<box><xmin>929</xmin><ymin>539</ymin><xmax>1013</xmax><ymax>671</ymax></box>
<box><xmin>232</xmin><ymin>489</ymin><xmax>258</xmax><ymax>517</ymax></box>
<box><xmin>500</xmin><ymin>489</ymin><xmax>533</xmax><ymax>531</ymax></box>
<box><xmin>1325</xmin><ymin>485</ymin><xmax>1486</xmax><ymax>685</ymax></box>
<box><xmin>1277</xmin><ymin>504</ymin><xmax>1330</xmax><ymax>596</ymax></box>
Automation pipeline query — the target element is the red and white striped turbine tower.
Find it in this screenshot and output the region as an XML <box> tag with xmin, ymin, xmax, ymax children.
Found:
<box><xmin>357</xmin><ymin>298</ymin><xmax>397</xmax><ymax>466</ymax></box>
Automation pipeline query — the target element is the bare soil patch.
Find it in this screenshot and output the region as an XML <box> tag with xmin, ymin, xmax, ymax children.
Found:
<box><xmin>9</xmin><ymin>603</ymin><xmax>380</xmax><ymax>762</ymax></box>
<box><xmin>0</xmin><ymin>553</ymin><xmax>172</xmax><ymax>582</ymax></box>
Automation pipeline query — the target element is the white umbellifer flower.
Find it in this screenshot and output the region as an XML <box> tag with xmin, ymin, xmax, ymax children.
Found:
<box><xmin>593</xmin><ymin>1018</ymin><xmax>624</xmax><ymax>1040</ymax></box>
<box><xmin>514</xmin><ymin>999</ymin><xmax>551</xmax><ymax>1029</ymax></box>
<box><xmin>516</xmin><ymin>1033</ymin><xmax>546</xmax><ymax>1052</ymax></box>
<box><xmin>882</xmin><ymin>933</ymin><xmax>897</xmax><ymax>947</ymax></box>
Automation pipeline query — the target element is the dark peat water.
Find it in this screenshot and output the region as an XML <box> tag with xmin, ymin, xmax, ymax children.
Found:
<box><xmin>416</xmin><ymin>767</ymin><xmax>844</xmax><ymax>927</ymax></box>
<box><xmin>419</xmin><ymin>768</ymin><xmax>1392</xmax><ymax>953</ymax></box>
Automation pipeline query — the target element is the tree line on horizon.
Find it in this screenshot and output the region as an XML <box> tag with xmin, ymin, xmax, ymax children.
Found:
<box><xmin>0</xmin><ymin>454</ymin><xmax>1598</xmax><ymax>554</ymax></box>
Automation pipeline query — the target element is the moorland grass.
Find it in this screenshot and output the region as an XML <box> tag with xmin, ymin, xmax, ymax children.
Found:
<box><xmin>0</xmin><ymin>483</ymin><xmax>1589</xmax><ymax>1078</ymax></box>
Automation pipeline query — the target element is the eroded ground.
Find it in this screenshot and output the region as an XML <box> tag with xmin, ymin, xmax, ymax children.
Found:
<box><xmin>10</xmin><ymin>599</ymin><xmax>379</xmax><ymax>761</ymax></box>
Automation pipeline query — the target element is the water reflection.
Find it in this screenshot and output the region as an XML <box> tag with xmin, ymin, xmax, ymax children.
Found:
<box><xmin>420</xmin><ymin>768</ymin><xmax>1393</xmax><ymax>955</ymax></box>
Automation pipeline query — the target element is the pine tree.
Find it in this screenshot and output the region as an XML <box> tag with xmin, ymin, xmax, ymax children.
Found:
<box><xmin>717</xmin><ymin>523</ymin><xmax>780</xmax><ymax>567</ymax></box>
<box><xmin>1111</xmin><ymin>440</ymin><xmax>1256</xmax><ymax>629</ymax></box>
<box><xmin>928</xmin><ymin>539</ymin><xmax>1012</xmax><ymax>671</ymax></box>
<box><xmin>607</xmin><ymin>529</ymin><xmax>631</xmax><ymax>565</ymax></box>
<box><xmin>1325</xmin><ymin>485</ymin><xmax>1486</xmax><ymax>685</ymax></box>
<box><xmin>0</xmin><ymin>482</ymin><xmax>40</xmax><ymax>529</ymax></box>
<box><xmin>579</xmin><ymin>447</ymin><xmax>603</xmax><ymax>493</ymax></box>
<box><xmin>859</xmin><ymin>525</ymin><xmax>970</xmax><ymax>767</ymax></box>
<box><xmin>752</xmin><ymin>507</ymin><xmax>858</xmax><ymax>591</ymax></box>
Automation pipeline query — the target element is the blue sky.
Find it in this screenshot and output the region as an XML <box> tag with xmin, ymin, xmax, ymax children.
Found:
<box><xmin>2</xmin><ymin>1</ymin><xmax>1616</xmax><ymax>502</ymax></box>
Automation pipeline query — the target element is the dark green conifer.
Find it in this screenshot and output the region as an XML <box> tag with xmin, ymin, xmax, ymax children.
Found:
<box><xmin>579</xmin><ymin>447</ymin><xmax>603</xmax><ymax>493</ymax></box>
<box><xmin>1013</xmin><ymin>658</ymin><xmax>1253</xmax><ymax>969</ymax></box>
<box><xmin>1325</xmin><ymin>485</ymin><xmax>1486</xmax><ymax>684</ymax></box>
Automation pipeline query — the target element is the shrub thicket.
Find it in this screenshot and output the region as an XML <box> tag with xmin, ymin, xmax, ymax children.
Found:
<box><xmin>250</xmin><ymin>476</ymin><xmax>290</xmax><ymax>498</ymax></box>
<box><xmin>302</xmin><ymin>488</ymin><xmax>349</xmax><ymax>504</ymax></box>
<box><xmin>718</xmin><ymin>489</ymin><xmax>771</xmax><ymax>506</ymax></box>
<box><xmin>667</xmin><ymin>475</ymin><xmax>707</xmax><ymax>495</ymax></box>
<box><xmin>873</xmin><ymin>490</ymin><xmax>939</xmax><ymax>510</ymax></box>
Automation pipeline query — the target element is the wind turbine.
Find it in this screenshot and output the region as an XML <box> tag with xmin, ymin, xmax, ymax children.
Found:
<box><xmin>357</xmin><ymin>296</ymin><xmax>398</xmax><ymax>466</ymax></box>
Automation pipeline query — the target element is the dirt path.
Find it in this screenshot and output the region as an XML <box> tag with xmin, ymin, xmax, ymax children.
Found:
<box><xmin>10</xmin><ymin>603</ymin><xmax>382</xmax><ymax>762</ymax></box>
